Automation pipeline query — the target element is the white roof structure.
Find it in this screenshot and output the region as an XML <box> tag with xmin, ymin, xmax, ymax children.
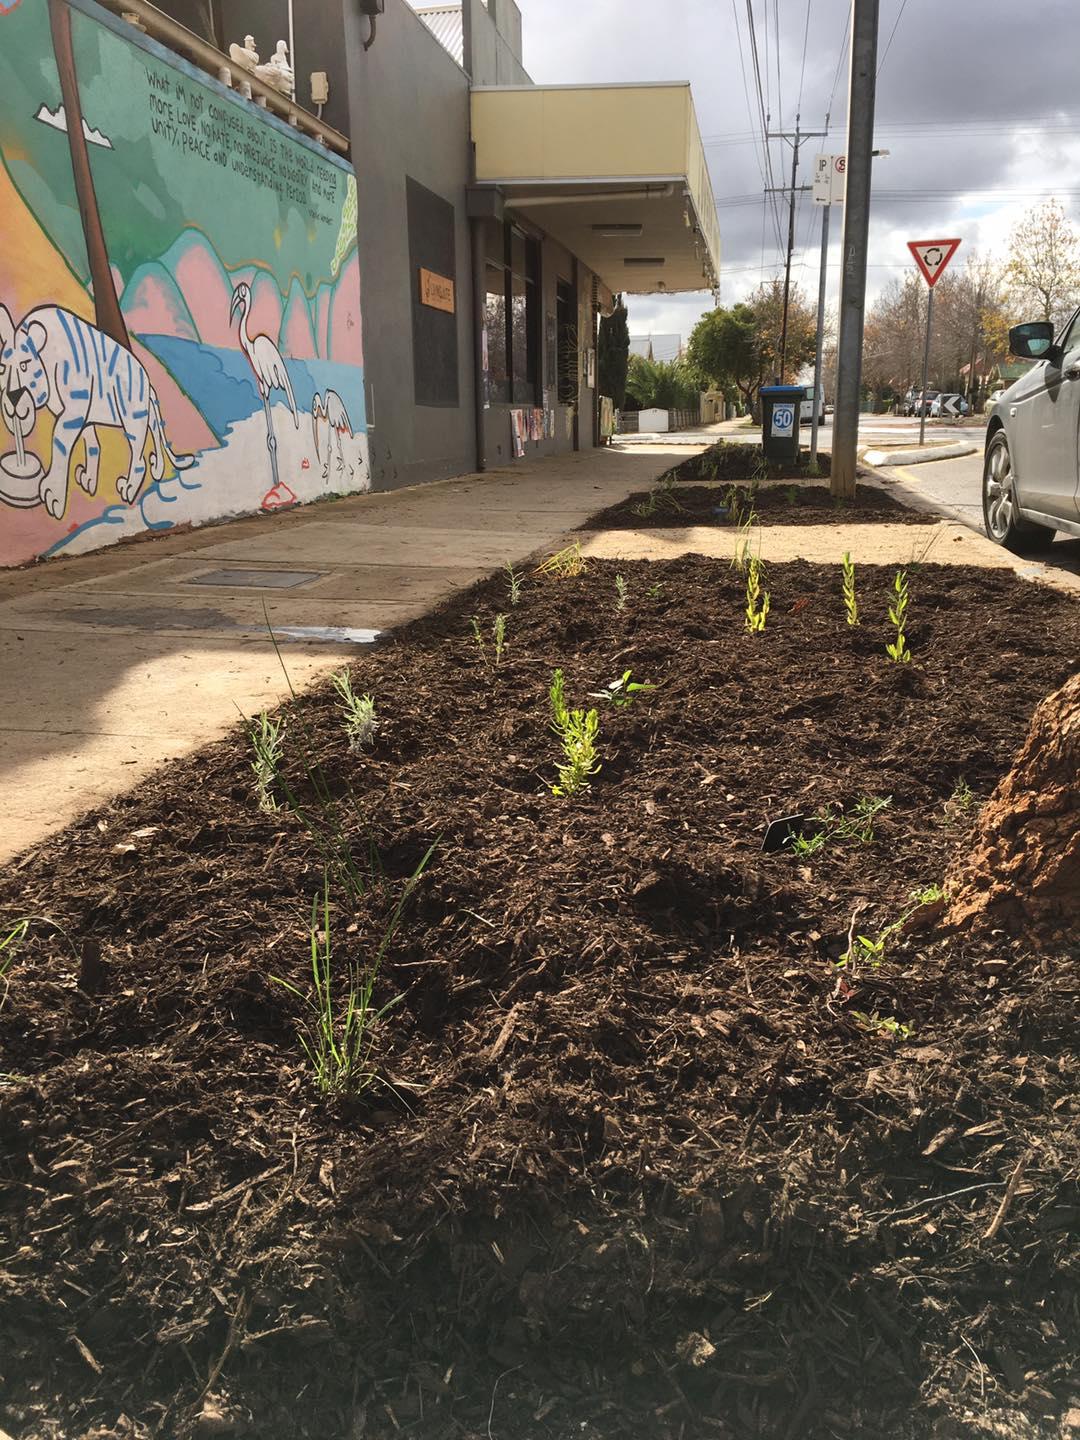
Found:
<box><xmin>412</xmin><ymin>4</ymin><xmax>464</xmax><ymax>67</ymax></box>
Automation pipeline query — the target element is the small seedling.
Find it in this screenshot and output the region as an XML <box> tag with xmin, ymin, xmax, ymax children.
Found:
<box><xmin>504</xmin><ymin>561</ymin><xmax>523</xmax><ymax>607</ymax></box>
<box><xmin>945</xmin><ymin>777</ymin><xmax>975</xmax><ymax>818</ymax></box>
<box><xmin>647</xmin><ymin>582</ymin><xmax>666</xmax><ymax>600</ymax></box>
<box><xmin>331</xmin><ymin>670</ymin><xmax>378</xmax><ymax>752</ymax></box>
<box><xmin>804</xmin><ymin>460</ymin><xmax>822</xmax><ymax>479</ymax></box>
<box><xmin>0</xmin><ymin>918</ymin><xmax>30</xmax><ymax>1010</ymax></box>
<box><xmin>838</xmin><ymin>794</ymin><xmax>892</xmax><ymax>844</ymax></box>
<box><xmin>785</xmin><ymin>485</ymin><xmax>798</xmax><ymax>505</ymax></box>
<box><xmin>536</xmin><ymin>542</ymin><xmax>587</xmax><ymax>578</ymax></box>
<box><xmin>549</xmin><ymin>668</ymin><xmax>600</xmax><ymax>798</ymax></box>
<box><xmin>272</xmin><ymin>852</ymin><xmax>433</xmax><ymax>1096</ymax></box>
<box><xmin>790</xmin><ymin>829</ymin><xmax>827</xmax><ymax>859</ymax></box>
<box><xmin>631</xmin><ymin>473</ymin><xmax>685</xmax><ymax>518</ymax></box>
<box><xmin>249</xmin><ymin>710</ymin><xmax>286</xmax><ymax>813</ymax></box>
<box><xmin>841</xmin><ymin>552</ymin><xmax>859</xmax><ymax>627</ymax></box>
<box><xmin>589</xmin><ymin>669</ymin><xmax>657</xmax><ymax>709</ymax></box>
<box><xmin>886</xmin><ymin>569</ymin><xmax>912</xmax><ymax>663</ymax></box>
<box><xmin>852</xmin><ymin>1010</ymin><xmax>914</xmax><ymax>1040</ymax></box>
<box><xmin>745</xmin><ymin>554</ymin><xmax>770</xmax><ymax>632</ymax></box>
<box><xmin>468</xmin><ymin>615</ymin><xmax>488</xmax><ymax>666</ymax></box>
<box><xmin>730</xmin><ymin>510</ymin><xmax>759</xmax><ymax>574</ymax></box>
<box><xmin>493</xmin><ymin>613</ymin><xmax>507</xmax><ymax>666</ymax></box>
<box><xmin>912</xmin><ymin>882</ymin><xmax>945</xmax><ymax>905</ymax></box>
<box><xmin>614</xmin><ymin>574</ymin><xmax>629</xmax><ymax>612</ymax></box>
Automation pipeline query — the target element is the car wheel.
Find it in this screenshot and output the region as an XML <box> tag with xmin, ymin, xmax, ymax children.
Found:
<box><xmin>983</xmin><ymin>431</ymin><xmax>1054</xmax><ymax>552</ymax></box>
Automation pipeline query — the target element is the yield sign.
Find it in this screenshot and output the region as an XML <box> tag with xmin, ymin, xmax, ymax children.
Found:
<box><xmin>908</xmin><ymin>238</ymin><xmax>961</xmax><ymax>288</ymax></box>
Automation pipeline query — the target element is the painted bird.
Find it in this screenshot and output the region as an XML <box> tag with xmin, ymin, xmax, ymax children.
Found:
<box><xmin>311</xmin><ymin>389</ymin><xmax>354</xmax><ymax>479</ymax></box>
<box><xmin>229</xmin><ymin>281</ymin><xmax>298</xmax><ymax>507</ymax></box>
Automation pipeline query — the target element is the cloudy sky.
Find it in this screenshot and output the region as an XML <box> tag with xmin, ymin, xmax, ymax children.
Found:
<box><xmin>514</xmin><ymin>0</ymin><xmax>1080</xmax><ymax>347</ymax></box>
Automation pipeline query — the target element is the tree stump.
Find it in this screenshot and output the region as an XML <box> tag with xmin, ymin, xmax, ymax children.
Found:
<box><xmin>944</xmin><ymin>672</ymin><xmax>1080</xmax><ymax>938</ymax></box>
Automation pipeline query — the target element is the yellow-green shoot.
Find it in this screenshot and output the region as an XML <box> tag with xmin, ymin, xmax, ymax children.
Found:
<box><xmin>745</xmin><ymin>554</ymin><xmax>770</xmax><ymax>632</ymax></box>
<box><xmin>549</xmin><ymin>669</ymin><xmax>600</xmax><ymax>798</ymax></box>
<box><xmin>842</xmin><ymin>552</ymin><xmax>859</xmax><ymax>626</ymax></box>
<box><xmin>249</xmin><ymin>710</ymin><xmax>286</xmax><ymax>812</ymax></box>
<box><xmin>886</xmin><ymin>569</ymin><xmax>912</xmax><ymax>663</ymax></box>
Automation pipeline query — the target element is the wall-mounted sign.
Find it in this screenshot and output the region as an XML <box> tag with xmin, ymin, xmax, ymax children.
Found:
<box><xmin>419</xmin><ymin>267</ymin><xmax>455</xmax><ymax>314</ymax></box>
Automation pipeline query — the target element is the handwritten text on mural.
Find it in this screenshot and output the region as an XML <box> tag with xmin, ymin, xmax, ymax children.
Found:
<box><xmin>144</xmin><ymin>66</ymin><xmax>339</xmax><ymax>225</ymax></box>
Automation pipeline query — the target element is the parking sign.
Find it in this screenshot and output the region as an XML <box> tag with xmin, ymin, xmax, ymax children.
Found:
<box><xmin>772</xmin><ymin>403</ymin><xmax>795</xmax><ymax>438</ymax></box>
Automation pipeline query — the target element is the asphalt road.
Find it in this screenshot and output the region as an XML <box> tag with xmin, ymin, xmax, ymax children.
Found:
<box><xmin>877</xmin><ymin>440</ymin><xmax>1080</xmax><ymax>583</ymax></box>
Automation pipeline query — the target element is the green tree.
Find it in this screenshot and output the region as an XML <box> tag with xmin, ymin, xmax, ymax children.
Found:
<box><xmin>624</xmin><ymin>356</ymin><xmax>700</xmax><ymax>411</ymax></box>
<box><xmin>597</xmin><ymin>296</ymin><xmax>630</xmax><ymax>410</ymax></box>
<box><xmin>687</xmin><ymin>281</ymin><xmax>817</xmax><ymax>420</ymax></box>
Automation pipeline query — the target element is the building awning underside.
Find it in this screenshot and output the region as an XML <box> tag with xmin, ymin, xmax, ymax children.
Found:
<box><xmin>470</xmin><ymin>83</ymin><xmax>721</xmax><ymax>296</ymax></box>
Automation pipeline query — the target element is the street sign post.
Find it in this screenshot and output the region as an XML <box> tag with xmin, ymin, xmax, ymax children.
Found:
<box><xmin>812</xmin><ymin>153</ymin><xmax>847</xmax><ymax>206</ymax></box>
<box><xmin>908</xmin><ymin>237</ymin><xmax>961</xmax><ymax>444</ymax></box>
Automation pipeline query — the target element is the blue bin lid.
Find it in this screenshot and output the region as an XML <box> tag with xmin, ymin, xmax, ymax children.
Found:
<box><xmin>760</xmin><ymin>385</ymin><xmax>805</xmax><ymax>397</ymax></box>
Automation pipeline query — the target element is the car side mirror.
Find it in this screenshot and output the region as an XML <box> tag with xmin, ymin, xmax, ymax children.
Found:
<box><xmin>1010</xmin><ymin>321</ymin><xmax>1062</xmax><ymax>366</ymax></box>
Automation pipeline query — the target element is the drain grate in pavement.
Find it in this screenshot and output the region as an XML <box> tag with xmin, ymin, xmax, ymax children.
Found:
<box><xmin>186</xmin><ymin>568</ymin><xmax>325</xmax><ymax>589</ymax></box>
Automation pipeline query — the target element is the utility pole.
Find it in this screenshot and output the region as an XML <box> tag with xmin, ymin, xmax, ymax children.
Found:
<box><xmin>809</xmin><ymin>202</ymin><xmax>830</xmax><ymax>468</ymax></box>
<box><xmin>918</xmin><ymin>287</ymin><xmax>934</xmax><ymax>447</ymax></box>
<box><xmin>767</xmin><ymin>124</ymin><xmax>827</xmax><ymax>384</ymax></box>
<box><xmin>831</xmin><ymin>0</ymin><xmax>880</xmax><ymax>500</ymax></box>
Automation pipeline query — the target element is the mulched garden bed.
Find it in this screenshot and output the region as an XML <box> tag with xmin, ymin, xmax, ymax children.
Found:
<box><xmin>669</xmin><ymin>438</ymin><xmax>832</xmax><ymax>482</ymax></box>
<box><xmin>583</xmin><ymin>480</ymin><xmax>935</xmax><ymax>529</ymax></box>
<box><xmin>2</xmin><ymin>548</ymin><xmax>1080</xmax><ymax>1440</ymax></box>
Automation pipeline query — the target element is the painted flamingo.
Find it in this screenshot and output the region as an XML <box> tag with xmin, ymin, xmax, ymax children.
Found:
<box><xmin>311</xmin><ymin>390</ymin><xmax>354</xmax><ymax>480</ymax></box>
<box><xmin>229</xmin><ymin>281</ymin><xmax>298</xmax><ymax>508</ymax></box>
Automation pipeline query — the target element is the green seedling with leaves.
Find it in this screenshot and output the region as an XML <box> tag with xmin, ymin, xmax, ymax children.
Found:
<box><xmin>493</xmin><ymin>613</ymin><xmax>507</xmax><ymax>666</ymax></box>
<box><xmin>785</xmin><ymin>485</ymin><xmax>799</xmax><ymax>505</ymax></box>
<box><xmin>790</xmin><ymin>795</ymin><xmax>892</xmax><ymax>857</ymax></box>
<box><xmin>631</xmin><ymin>475</ymin><xmax>686</xmax><ymax>519</ymax></box>
<box><xmin>249</xmin><ymin>710</ymin><xmax>286</xmax><ymax>813</ymax></box>
<box><xmin>945</xmin><ymin>777</ymin><xmax>975</xmax><ymax>819</ymax></box>
<box><xmin>273</xmin><ymin>851</ymin><xmax>433</xmax><ymax>1096</ymax></box>
<box><xmin>647</xmin><ymin>582</ymin><xmax>667</xmax><ymax>600</ymax></box>
<box><xmin>504</xmin><ymin>561</ymin><xmax>523</xmax><ymax>607</ymax></box>
<box><xmin>841</xmin><ymin>552</ymin><xmax>859</xmax><ymax>627</ymax></box>
<box><xmin>549</xmin><ymin>668</ymin><xmax>601</xmax><ymax>798</ymax></box>
<box><xmin>745</xmin><ymin>553</ymin><xmax>770</xmax><ymax>632</ymax></box>
<box><xmin>886</xmin><ymin>569</ymin><xmax>912</xmax><ymax>663</ymax></box>
<box><xmin>614</xmin><ymin>574</ymin><xmax>629</xmax><ymax>612</ymax></box>
<box><xmin>589</xmin><ymin>669</ymin><xmax>657</xmax><ymax>709</ymax></box>
<box><xmin>536</xmin><ymin>542</ymin><xmax>587</xmax><ymax>578</ymax></box>
<box><xmin>852</xmin><ymin>1011</ymin><xmax>914</xmax><ymax>1040</ymax></box>
<box><xmin>912</xmin><ymin>882</ymin><xmax>946</xmax><ymax>905</ymax></box>
<box><xmin>331</xmin><ymin>670</ymin><xmax>378</xmax><ymax>752</ymax></box>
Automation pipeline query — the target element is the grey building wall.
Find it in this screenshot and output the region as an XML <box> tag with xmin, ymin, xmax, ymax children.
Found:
<box><xmin>464</xmin><ymin>0</ymin><xmax>529</xmax><ymax>84</ymax></box>
<box><xmin>343</xmin><ymin>0</ymin><xmax>478</xmax><ymax>491</ymax></box>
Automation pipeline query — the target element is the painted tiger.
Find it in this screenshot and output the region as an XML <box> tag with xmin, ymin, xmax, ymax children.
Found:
<box><xmin>0</xmin><ymin>302</ymin><xmax>194</xmax><ymax>519</ymax></box>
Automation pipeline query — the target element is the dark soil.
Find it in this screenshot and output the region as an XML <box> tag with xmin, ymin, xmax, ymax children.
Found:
<box><xmin>584</xmin><ymin>481</ymin><xmax>935</xmax><ymax>530</ymax></box>
<box><xmin>2</xmin><ymin>548</ymin><xmax>1080</xmax><ymax>1440</ymax></box>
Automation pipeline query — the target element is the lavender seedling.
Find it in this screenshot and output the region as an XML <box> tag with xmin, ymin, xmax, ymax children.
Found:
<box><xmin>745</xmin><ymin>554</ymin><xmax>770</xmax><ymax>632</ymax></box>
<box><xmin>331</xmin><ymin>670</ymin><xmax>378</xmax><ymax>752</ymax></box>
<box><xmin>250</xmin><ymin>710</ymin><xmax>286</xmax><ymax>812</ymax></box>
<box><xmin>549</xmin><ymin>669</ymin><xmax>600</xmax><ymax>798</ymax></box>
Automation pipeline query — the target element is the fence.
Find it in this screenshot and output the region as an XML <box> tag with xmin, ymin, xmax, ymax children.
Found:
<box><xmin>616</xmin><ymin>408</ymin><xmax>701</xmax><ymax>435</ymax></box>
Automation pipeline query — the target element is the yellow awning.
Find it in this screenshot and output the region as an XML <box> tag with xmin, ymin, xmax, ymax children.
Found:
<box><xmin>471</xmin><ymin>83</ymin><xmax>721</xmax><ymax>296</ymax></box>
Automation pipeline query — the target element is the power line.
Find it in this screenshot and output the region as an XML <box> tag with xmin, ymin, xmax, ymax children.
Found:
<box><xmin>797</xmin><ymin>0</ymin><xmax>813</xmax><ymax>117</ymax></box>
<box><xmin>825</xmin><ymin>0</ymin><xmax>852</xmax><ymax>129</ymax></box>
<box><xmin>877</xmin><ymin>0</ymin><xmax>911</xmax><ymax>77</ymax></box>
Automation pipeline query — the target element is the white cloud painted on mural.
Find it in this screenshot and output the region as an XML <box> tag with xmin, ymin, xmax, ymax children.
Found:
<box><xmin>34</xmin><ymin>102</ymin><xmax>114</xmax><ymax>149</ymax></box>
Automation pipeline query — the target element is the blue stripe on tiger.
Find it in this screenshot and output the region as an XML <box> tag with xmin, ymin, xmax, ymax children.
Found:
<box><xmin>131</xmin><ymin>408</ymin><xmax>148</xmax><ymax>419</ymax></box>
<box><xmin>62</xmin><ymin>416</ymin><xmax>85</xmax><ymax>431</ymax></box>
<box><xmin>69</xmin><ymin>388</ymin><xmax>90</xmax><ymax>400</ymax></box>
<box><xmin>57</xmin><ymin>310</ymin><xmax>82</xmax><ymax>372</ymax></box>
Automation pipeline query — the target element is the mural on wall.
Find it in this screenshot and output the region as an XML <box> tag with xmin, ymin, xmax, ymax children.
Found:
<box><xmin>0</xmin><ymin>0</ymin><xmax>367</xmax><ymax>567</ymax></box>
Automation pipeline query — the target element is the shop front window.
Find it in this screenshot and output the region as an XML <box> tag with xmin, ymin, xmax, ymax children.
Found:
<box><xmin>484</xmin><ymin>223</ymin><xmax>539</xmax><ymax>406</ymax></box>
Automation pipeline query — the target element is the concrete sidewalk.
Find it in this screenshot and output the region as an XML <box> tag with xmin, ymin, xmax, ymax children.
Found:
<box><xmin>0</xmin><ymin>447</ymin><xmax>683</xmax><ymax>861</ymax></box>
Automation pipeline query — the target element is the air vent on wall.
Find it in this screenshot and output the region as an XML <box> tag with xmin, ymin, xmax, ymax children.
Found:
<box><xmin>592</xmin><ymin>223</ymin><xmax>644</xmax><ymax>238</ymax></box>
<box><xmin>624</xmin><ymin>257</ymin><xmax>665</xmax><ymax>267</ymax></box>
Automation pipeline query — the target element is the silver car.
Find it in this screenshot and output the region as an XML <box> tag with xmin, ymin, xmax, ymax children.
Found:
<box><xmin>983</xmin><ymin>314</ymin><xmax>1080</xmax><ymax>550</ymax></box>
